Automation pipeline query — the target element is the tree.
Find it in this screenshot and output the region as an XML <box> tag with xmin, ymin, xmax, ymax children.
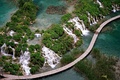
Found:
<box><xmin>61</xmin><ymin>13</ymin><xmax>72</xmax><ymax>23</ymax></box>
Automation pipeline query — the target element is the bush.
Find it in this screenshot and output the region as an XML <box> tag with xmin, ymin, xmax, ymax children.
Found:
<box><xmin>30</xmin><ymin>52</ymin><xmax>44</xmax><ymax>67</ymax></box>
<box><xmin>61</xmin><ymin>13</ymin><xmax>72</xmax><ymax>23</ymax></box>
<box><xmin>61</xmin><ymin>54</ymin><xmax>75</xmax><ymax>65</ymax></box>
<box><xmin>3</xmin><ymin>62</ymin><xmax>21</xmax><ymax>75</ymax></box>
<box><xmin>75</xmin><ymin>40</ymin><xmax>83</xmax><ymax>47</ymax></box>
<box><xmin>30</xmin><ymin>65</ymin><xmax>39</xmax><ymax>74</ymax></box>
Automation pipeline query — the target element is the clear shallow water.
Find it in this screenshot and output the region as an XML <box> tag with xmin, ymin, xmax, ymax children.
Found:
<box><xmin>82</xmin><ymin>12</ymin><xmax>120</xmax><ymax>57</ymax></box>
<box><xmin>35</xmin><ymin>69</ymin><xmax>84</xmax><ymax>80</ymax></box>
<box><xmin>1</xmin><ymin>0</ymin><xmax>120</xmax><ymax>80</ymax></box>
<box><xmin>95</xmin><ymin>19</ymin><xmax>120</xmax><ymax>57</ymax></box>
<box><xmin>0</xmin><ymin>0</ymin><xmax>17</xmax><ymax>27</ymax></box>
<box><xmin>0</xmin><ymin>0</ymin><xmax>85</xmax><ymax>80</ymax></box>
<box><xmin>32</xmin><ymin>0</ymin><xmax>66</xmax><ymax>30</ymax></box>
<box><xmin>31</xmin><ymin>0</ymin><xmax>85</xmax><ymax>80</ymax></box>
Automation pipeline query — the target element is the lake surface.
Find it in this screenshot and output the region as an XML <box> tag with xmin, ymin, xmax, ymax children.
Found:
<box><xmin>1</xmin><ymin>0</ymin><xmax>120</xmax><ymax>80</ymax></box>
<box><xmin>0</xmin><ymin>0</ymin><xmax>17</xmax><ymax>27</ymax></box>
<box><xmin>0</xmin><ymin>0</ymin><xmax>85</xmax><ymax>80</ymax></box>
<box><xmin>32</xmin><ymin>0</ymin><xmax>66</xmax><ymax>30</ymax></box>
<box><xmin>82</xmin><ymin>12</ymin><xmax>120</xmax><ymax>57</ymax></box>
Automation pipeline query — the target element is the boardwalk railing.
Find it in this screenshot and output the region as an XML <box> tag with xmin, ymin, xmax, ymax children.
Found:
<box><xmin>2</xmin><ymin>15</ymin><xmax>120</xmax><ymax>80</ymax></box>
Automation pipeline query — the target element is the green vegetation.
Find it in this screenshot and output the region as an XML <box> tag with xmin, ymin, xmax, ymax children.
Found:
<box><xmin>42</xmin><ymin>24</ymin><xmax>74</xmax><ymax>55</ymax></box>
<box><xmin>0</xmin><ymin>0</ymin><xmax>45</xmax><ymax>75</ymax></box>
<box><xmin>0</xmin><ymin>0</ymin><xmax>120</xmax><ymax>76</ymax></box>
<box><xmin>30</xmin><ymin>52</ymin><xmax>45</xmax><ymax>74</ymax></box>
<box><xmin>3</xmin><ymin>62</ymin><xmax>22</xmax><ymax>75</ymax></box>
<box><xmin>61</xmin><ymin>48</ymin><xmax>84</xmax><ymax>65</ymax></box>
<box><xmin>61</xmin><ymin>13</ymin><xmax>72</xmax><ymax>23</ymax></box>
<box><xmin>42</xmin><ymin>23</ymin><xmax>82</xmax><ymax>55</ymax></box>
<box><xmin>75</xmin><ymin>49</ymin><xmax>117</xmax><ymax>80</ymax></box>
<box><xmin>74</xmin><ymin>0</ymin><xmax>120</xmax><ymax>30</ymax></box>
<box><xmin>100</xmin><ymin>0</ymin><xmax>120</xmax><ymax>12</ymax></box>
<box><xmin>0</xmin><ymin>56</ymin><xmax>22</xmax><ymax>75</ymax></box>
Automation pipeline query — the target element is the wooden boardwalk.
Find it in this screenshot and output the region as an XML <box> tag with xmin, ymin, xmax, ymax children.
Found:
<box><xmin>2</xmin><ymin>15</ymin><xmax>120</xmax><ymax>80</ymax></box>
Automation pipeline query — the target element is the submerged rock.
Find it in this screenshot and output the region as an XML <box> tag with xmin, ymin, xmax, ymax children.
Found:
<box><xmin>46</xmin><ymin>6</ymin><xmax>66</xmax><ymax>15</ymax></box>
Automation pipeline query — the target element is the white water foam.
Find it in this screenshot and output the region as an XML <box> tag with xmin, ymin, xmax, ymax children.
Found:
<box><xmin>19</xmin><ymin>50</ymin><xmax>31</xmax><ymax>75</ymax></box>
<box><xmin>69</xmin><ymin>17</ymin><xmax>89</xmax><ymax>36</ymax></box>
<box><xmin>42</xmin><ymin>46</ymin><xmax>61</xmax><ymax>68</ymax></box>
<box><xmin>63</xmin><ymin>26</ymin><xmax>79</xmax><ymax>43</ymax></box>
<box><xmin>1</xmin><ymin>43</ymin><xmax>11</xmax><ymax>56</ymax></box>
<box><xmin>96</xmin><ymin>0</ymin><xmax>103</xmax><ymax>8</ymax></box>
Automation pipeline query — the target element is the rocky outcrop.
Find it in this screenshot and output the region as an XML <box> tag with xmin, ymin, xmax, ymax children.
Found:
<box><xmin>46</xmin><ymin>6</ymin><xmax>66</xmax><ymax>15</ymax></box>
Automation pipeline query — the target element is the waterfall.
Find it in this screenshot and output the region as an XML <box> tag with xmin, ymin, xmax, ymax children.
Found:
<box><xmin>9</xmin><ymin>30</ymin><xmax>15</xmax><ymax>36</ymax></box>
<box><xmin>1</xmin><ymin>43</ymin><xmax>17</xmax><ymax>60</ymax></box>
<box><xmin>1</xmin><ymin>43</ymin><xmax>11</xmax><ymax>56</ymax></box>
<box><xmin>112</xmin><ymin>4</ymin><xmax>120</xmax><ymax>12</ymax></box>
<box><xmin>69</xmin><ymin>17</ymin><xmax>89</xmax><ymax>36</ymax></box>
<box><xmin>93</xmin><ymin>17</ymin><xmax>97</xmax><ymax>24</ymax></box>
<box><xmin>19</xmin><ymin>50</ymin><xmax>31</xmax><ymax>75</ymax></box>
<box><xmin>112</xmin><ymin>5</ymin><xmax>116</xmax><ymax>12</ymax></box>
<box><xmin>42</xmin><ymin>46</ymin><xmax>61</xmax><ymax>68</ymax></box>
<box><xmin>9</xmin><ymin>46</ymin><xmax>16</xmax><ymax>60</ymax></box>
<box><xmin>63</xmin><ymin>26</ymin><xmax>79</xmax><ymax>43</ymax></box>
<box><xmin>96</xmin><ymin>0</ymin><xmax>103</xmax><ymax>8</ymax></box>
<box><xmin>88</xmin><ymin>17</ymin><xmax>92</xmax><ymax>25</ymax></box>
<box><xmin>87</xmin><ymin>12</ymin><xmax>100</xmax><ymax>25</ymax></box>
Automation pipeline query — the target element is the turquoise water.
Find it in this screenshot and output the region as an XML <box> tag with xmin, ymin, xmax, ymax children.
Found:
<box><xmin>0</xmin><ymin>0</ymin><xmax>17</xmax><ymax>27</ymax></box>
<box><xmin>95</xmin><ymin>18</ymin><xmax>120</xmax><ymax>57</ymax></box>
<box><xmin>35</xmin><ymin>69</ymin><xmax>84</xmax><ymax>80</ymax></box>
<box><xmin>82</xmin><ymin>12</ymin><xmax>120</xmax><ymax>57</ymax></box>
<box><xmin>1</xmin><ymin>0</ymin><xmax>120</xmax><ymax>80</ymax></box>
<box><xmin>32</xmin><ymin>0</ymin><xmax>85</xmax><ymax>80</ymax></box>
<box><xmin>0</xmin><ymin>0</ymin><xmax>85</xmax><ymax>80</ymax></box>
<box><xmin>32</xmin><ymin>0</ymin><xmax>66</xmax><ymax>30</ymax></box>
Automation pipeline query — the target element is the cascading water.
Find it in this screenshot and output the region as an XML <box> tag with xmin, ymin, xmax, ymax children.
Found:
<box><xmin>63</xmin><ymin>26</ymin><xmax>79</xmax><ymax>43</ymax></box>
<box><xmin>19</xmin><ymin>50</ymin><xmax>31</xmax><ymax>75</ymax></box>
<box><xmin>87</xmin><ymin>12</ymin><xmax>97</xmax><ymax>25</ymax></box>
<box><xmin>112</xmin><ymin>4</ymin><xmax>120</xmax><ymax>13</ymax></box>
<box><xmin>42</xmin><ymin>46</ymin><xmax>61</xmax><ymax>68</ymax></box>
<box><xmin>9</xmin><ymin>30</ymin><xmax>15</xmax><ymax>36</ymax></box>
<box><xmin>1</xmin><ymin>43</ymin><xmax>17</xmax><ymax>60</ymax></box>
<box><xmin>96</xmin><ymin>0</ymin><xmax>103</xmax><ymax>8</ymax></box>
<box><xmin>68</xmin><ymin>17</ymin><xmax>89</xmax><ymax>36</ymax></box>
<box><xmin>8</xmin><ymin>46</ymin><xmax>16</xmax><ymax>60</ymax></box>
<box><xmin>1</xmin><ymin>43</ymin><xmax>11</xmax><ymax>56</ymax></box>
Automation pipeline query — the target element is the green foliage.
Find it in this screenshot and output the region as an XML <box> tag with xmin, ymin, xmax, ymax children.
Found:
<box><xmin>42</xmin><ymin>24</ymin><xmax>74</xmax><ymax>55</ymax></box>
<box><xmin>61</xmin><ymin>48</ymin><xmax>83</xmax><ymax>65</ymax></box>
<box><xmin>3</xmin><ymin>62</ymin><xmax>22</xmax><ymax>75</ymax></box>
<box><xmin>61</xmin><ymin>54</ymin><xmax>75</xmax><ymax>65</ymax></box>
<box><xmin>30</xmin><ymin>52</ymin><xmax>44</xmax><ymax>67</ymax></box>
<box><xmin>30</xmin><ymin>52</ymin><xmax>44</xmax><ymax>74</ymax></box>
<box><xmin>75</xmin><ymin>40</ymin><xmax>83</xmax><ymax>47</ymax></box>
<box><xmin>75</xmin><ymin>49</ymin><xmax>117</xmax><ymax>80</ymax></box>
<box><xmin>61</xmin><ymin>13</ymin><xmax>72</xmax><ymax>23</ymax></box>
<box><xmin>30</xmin><ymin>65</ymin><xmax>39</xmax><ymax>74</ymax></box>
<box><xmin>74</xmin><ymin>0</ymin><xmax>120</xmax><ymax>29</ymax></box>
<box><xmin>74</xmin><ymin>29</ymin><xmax>81</xmax><ymax>37</ymax></box>
<box><xmin>29</xmin><ymin>44</ymin><xmax>41</xmax><ymax>53</ymax></box>
<box><xmin>0</xmin><ymin>0</ymin><xmax>40</xmax><ymax>75</ymax></box>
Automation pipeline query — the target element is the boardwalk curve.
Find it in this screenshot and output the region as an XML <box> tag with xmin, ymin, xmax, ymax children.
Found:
<box><xmin>2</xmin><ymin>15</ymin><xmax>120</xmax><ymax>80</ymax></box>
